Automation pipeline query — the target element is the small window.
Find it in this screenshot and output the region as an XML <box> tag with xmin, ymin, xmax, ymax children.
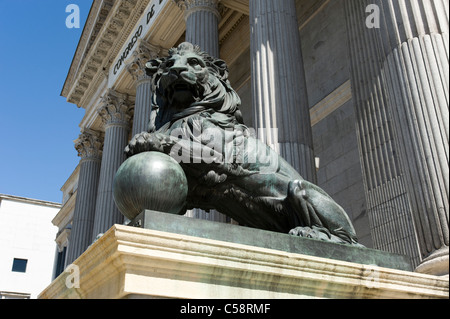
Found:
<box><xmin>12</xmin><ymin>258</ymin><xmax>28</xmax><ymax>273</ymax></box>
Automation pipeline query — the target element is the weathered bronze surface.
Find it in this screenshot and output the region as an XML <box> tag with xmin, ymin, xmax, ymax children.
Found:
<box><xmin>113</xmin><ymin>151</ymin><xmax>188</xmax><ymax>220</ymax></box>
<box><xmin>123</xmin><ymin>42</ymin><xmax>362</xmax><ymax>246</ymax></box>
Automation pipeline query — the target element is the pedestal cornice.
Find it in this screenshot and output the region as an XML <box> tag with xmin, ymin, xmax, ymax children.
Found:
<box><xmin>39</xmin><ymin>224</ymin><xmax>449</xmax><ymax>299</ymax></box>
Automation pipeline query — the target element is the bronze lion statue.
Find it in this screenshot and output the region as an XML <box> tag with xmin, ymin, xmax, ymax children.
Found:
<box><xmin>125</xmin><ymin>42</ymin><xmax>361</xmax><ymax>245</ymax></box>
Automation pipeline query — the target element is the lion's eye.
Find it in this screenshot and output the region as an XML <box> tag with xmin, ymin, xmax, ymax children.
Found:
<box><xmin>188</xmin><ymin>58</ymin><xmax>200</xmax><ymax>66</ymax></box>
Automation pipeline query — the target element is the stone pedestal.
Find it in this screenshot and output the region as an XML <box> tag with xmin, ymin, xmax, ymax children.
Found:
<box><xmin>40</xmin><ymin>212</ymin><xmax>448</xmax><ymax>299</ymax></box>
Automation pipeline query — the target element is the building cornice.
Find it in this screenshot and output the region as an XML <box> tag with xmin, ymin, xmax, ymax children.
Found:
<box><xmin>52</xmin><ymin>189</ymin><xmax>77</xmax><ymax>229</ymax></box>
<box><xmin>60</xmin><ymin>164</ymin><xmax>80</xmax><ymax>192</ymax></box>
<box><xmin>0</xmin><ymin>194</ymin><xmax>61</xmax><ymax>208</ymax></box>
<box><xmin>63</xmin><ymin>0</ymin><xmax>151</xmax><ymax>107</ymax></box>
<box><xmin>61</xmin><ymin>0</ymin><xmax>114</xmax><ymax>100</ymax></box>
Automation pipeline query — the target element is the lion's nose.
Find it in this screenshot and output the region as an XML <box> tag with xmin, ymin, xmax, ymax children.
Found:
<box><xmin>169</xmin><ymin>65</ymin><xmax>188</xmax><ymax>75</ymax></box>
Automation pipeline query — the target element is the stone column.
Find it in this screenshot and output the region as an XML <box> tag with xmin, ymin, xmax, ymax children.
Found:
<box><xmin>249</xmin><ymin>0</ymin><xmax>316</xmax><ymax>183</ymax></box>
<box><xmin>175</xmin><ymin>0</ymin><xmax>220</xmax><ymax>57</ymax></box>
<box><xmin>66</xmin><ymin>129</ymin><xmax>103</xmax><ymax>265</ymax></box>
<box><xmin>92</xmin><ymin>89</ymin><xmax>133</xmax><ymax>238</ymax></box>
<box><xmin>345</xmin><ymin>0</ymin><xmax>448</xmax><ymax>275</ymax></box>
<box><xmin>127</xmin><ymin>40</ymin><xmax>164</xmax><ymax>136</ymax></box>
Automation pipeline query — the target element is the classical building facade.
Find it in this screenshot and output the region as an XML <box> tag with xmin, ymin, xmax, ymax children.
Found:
<box><xmin>54</xmin><ymin>0</ymin><xmax>448</xmax><ymax>277</ymax></box>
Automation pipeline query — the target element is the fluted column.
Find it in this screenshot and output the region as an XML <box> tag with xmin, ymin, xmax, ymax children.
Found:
<box><xmin>249</xmin><ymin>0</ymin><xmax>316</xmax><ymax>183</ymax></box>
<box><xmin>127</xmin><ymin>40</ymin><xmax>164</xmax><ymax>136</ymax></box>
<box><xmin>175</xmin><ymin>0</ymin><xmax>220</xmax><ymax>57</ymax></box>
<box><xmin>345</xmin><ymin>0</ymin><xmax>448</xmax><ymax>275</ymax></box>
<box><xmin>66</xmin><ymin>129</ymin><xmax>103</xmax><ymax>265</ymax></box>
<box><xmin>92</xmin><ymin>90</ymin><xmax>133</xmax><ymax>238</ymax></box>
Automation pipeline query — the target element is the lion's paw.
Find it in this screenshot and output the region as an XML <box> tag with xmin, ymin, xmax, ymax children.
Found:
<box><xmin>289</xmin><ymin>226</ymin><xmax>332</xmax><ymax>241</ymax></box>
<box><xmin>125</xmin><ymin>132</ymin><xmax>162</xmax><ymax>157</ymax></box>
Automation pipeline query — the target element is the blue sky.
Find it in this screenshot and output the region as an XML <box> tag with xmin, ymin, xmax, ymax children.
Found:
<box><xmin>0</xmin><ymin>1</ymin><xmax>93</xmax><ymax>203</ymax></box>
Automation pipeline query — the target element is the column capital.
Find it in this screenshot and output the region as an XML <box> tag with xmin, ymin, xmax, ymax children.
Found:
<box><xmin>174</xmin><ymin>0</ymin><xmax>221</xmax><ymax>20</ymax></box>
<box><xmin>126</xmin><ymin>40</ymin><xmax>165</xmax><ymax>83</ymax></box>
<box><xmin>98</xmin><ymin>89</ymin><xmax>134</xmax><ymax>128</ymax></box>
<box><xmin>75</xmin><ymin>129</ymin><xmax>103</xmax><ymax>161</ymax></box>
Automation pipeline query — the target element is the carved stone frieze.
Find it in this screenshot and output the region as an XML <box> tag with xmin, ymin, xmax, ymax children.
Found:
<box><xmin>78</xmin><ymin>81</ymin><xmax>89</xmax><ymax>89</ymax></box>
<box><xmin>63</xmin><ymin>0</ymin><xmax>113</xmax><ymax>98</ymax></box>
<box><xmin>98</xmin><ymin>39</ymin><xmax>113</xmax><ymax>51</ymax></box>
<box><xmin>109</xmin><ymin>18</ymin><xmax>125</xmax><ymax>31</ymax></box>
<box><xmin>66</xmin><ymin>0</ymin><xmax>150</xmax><ymax>106</ymax></box>
<box><xmin>103</xmin><ymin>29</ymin><xmax>119</xmax><ymax>42</ymax></box>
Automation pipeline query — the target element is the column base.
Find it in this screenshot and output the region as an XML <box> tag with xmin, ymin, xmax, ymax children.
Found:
<box><xmin>415</xmin><ymin>247</ymin><xmax>449</xmax><ymax>277</ymax></box>
<box><xmin>39</xmin><ymin>213</ymin><xmax>448</xmax><ymax>299</ymax></box>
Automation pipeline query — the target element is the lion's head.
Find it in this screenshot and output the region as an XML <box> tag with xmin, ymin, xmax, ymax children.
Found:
<box><xmin>145</xmin><ymin>42</ymin><xmax>243</xmax><ymax>132</ymax></box>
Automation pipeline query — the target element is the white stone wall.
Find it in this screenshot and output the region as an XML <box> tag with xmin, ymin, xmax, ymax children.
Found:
<box><xmin>0</xmin><ymin>196</ymin><xmax>59</xmax><ymax>299</ymax></box>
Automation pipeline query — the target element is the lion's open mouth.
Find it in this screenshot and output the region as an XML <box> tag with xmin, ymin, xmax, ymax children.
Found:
<box><xmin>164</xmin><ymin>78</ymin><xmax>203</xmax><ymax>105</ymax></box>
